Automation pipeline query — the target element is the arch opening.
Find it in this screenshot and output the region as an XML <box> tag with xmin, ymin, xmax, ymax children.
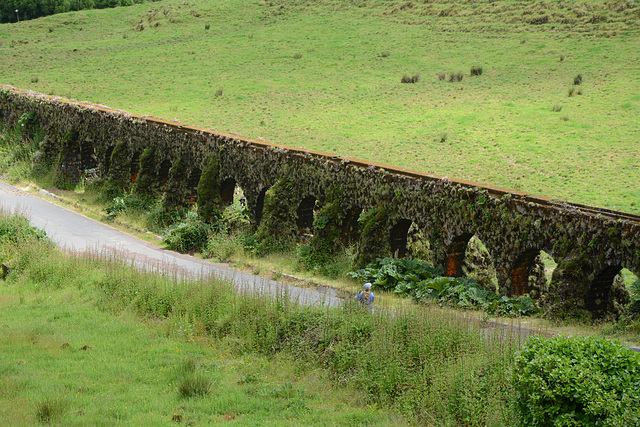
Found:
<box><xmin>511</xmin><ymin>249</ymin><xmax>554</xmax><ymax>298</ymax></box>
<box><xmin>130</xmin><ymin>151</ymin><xmax>141</xmax><ymax>184</ymax></box>
<box><xmin>220</xmin><ymin>178</ymin><xmax>236</xmax><ymax>206</ymax></box>
<box><xmin>390</xmin><ymin>218</ymin><xmax>413</xmax><ymax>258</ymax></box>
<box><xmin>158</xmin><ymin>159</ymin><xmax>172</xmax><ymax>190</ymax></box>
<box><xmin>586</xmin><ymin>265</ymin><xmax>623</xmax><ymax>319</ymax></box>
<box><xmin>446</xmin><ymin>234</ymin><xmax>498</xmax><ymax>291</ymax></box>
<box><xmin>255</xmin><ymin>187</ymin><xmax>269</xmax><ymax>225</ymax></box>
<box><xmin>80</xmin><ymin>140</ymin><xmax>96</xmax><ymax>170</ymax></box>
<box><xmin>222</xmin><ymin>183</ymin><xmax>250</xmax><ymax>230</ymax></box>
<box><xmin>187</xmin><ymin>168</ymin><xmax>202</xmax><ymax>203</ymax></box>
<box><xmin>445</xmin><ymin>233</ymin><xmax>473</xmax><ymax>277</ymax></box>
<box><xmin>341</xmin><ymin>206</ymin><xmax>363</xmax><ymax>246</ymax></box>
<box><xmin>103</xmin><ymin>146</ymin><xmax>114</xmax><ymax>176</ymax></box>
<box><xmin>297</xmin><ymin>195</ymin><xmax>317</xmax><ymax>236</ymax></box>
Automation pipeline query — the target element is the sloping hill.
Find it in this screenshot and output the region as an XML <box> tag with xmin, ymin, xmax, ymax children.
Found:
<box><xmin>1</xmin><ymin>0</ymin><xmax>639</xmax><ymax>212</ymax></box>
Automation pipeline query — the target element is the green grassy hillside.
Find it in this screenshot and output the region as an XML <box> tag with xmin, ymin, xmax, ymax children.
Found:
<box><xmin>1</xmin><ymin>0</ymin><xmax>639</xmax><ymax>212</ymax></box>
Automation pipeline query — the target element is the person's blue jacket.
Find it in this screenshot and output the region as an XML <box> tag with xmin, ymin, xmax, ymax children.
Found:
<box><xmin>355</xmin><ymin>290</ymin><xmax>374</xmax><ymax>306</ymax></box>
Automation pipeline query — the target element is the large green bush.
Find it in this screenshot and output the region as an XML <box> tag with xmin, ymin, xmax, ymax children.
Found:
<box><xmin>513</xmin><ymin>335</ymin><xmax>640</xmax><ymax>426</ymax></box>
<box><xmin>162</xmin><ymin>212</ymin><xmax>211</xmax><ymax>253</ymax></box>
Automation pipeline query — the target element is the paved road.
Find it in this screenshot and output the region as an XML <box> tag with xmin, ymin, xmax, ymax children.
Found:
<box><xmin>0</xmin><ymin>181</ymin><xmax>342</xmax><ymax>307</ymax></box>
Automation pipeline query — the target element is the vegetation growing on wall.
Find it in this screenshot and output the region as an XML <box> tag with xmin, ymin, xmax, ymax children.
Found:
<box><xmin>106</xmin><ymin>139</ymin><xmax>131</xmax><ymax>190</ymax></box>
<box><xmin>54</xmin><ymin>129</ymin><xmax>81</xmax><ymax>189</ymax></box>
<box><xmin>162</xmin><ymin>157</ymin><xmax>188</xmax><ymax>213</ymax></box>
<box><xmin>255</xmin><ymin>174</ymin><xmax>298</xmax><ymax>255</ymax></box>
<box><xmin>131</xmin><ymin>146</ymin><xmax>158</xmax><ymax>200</ymax></box>
<box><xmin>300</xmin><ymin>188</ymin><xmax>346</xmax><ymax>271</ymax></box>
<box><xmin>355</xmin><ymin>206</ymin><xmax>389</xmax><ymax>267</ymax></box>
<box><xmin>196</xmin><ymin>154</ymin><xmax>222</xmax><ymax>224</ymax></box>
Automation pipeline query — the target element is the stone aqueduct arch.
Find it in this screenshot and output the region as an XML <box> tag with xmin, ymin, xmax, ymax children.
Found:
<box><xmin>2</xmin><ymin>86</ymin><xmax>640</xmax><ymax>318</ymax></box>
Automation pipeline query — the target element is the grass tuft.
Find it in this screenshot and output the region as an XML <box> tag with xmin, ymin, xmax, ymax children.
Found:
<box><xmin>35</xmin><ymin>398</ymin><xmax>67</xmax><ymax>424</ymax></box>
<box><xmin>178</xmin><ymin>374</ymin><xmax>213</xmax><ymax>398</ymax></box>
<box><xmin>401</xmin><ymin>74</ymin><xmax>420</xmax><ymax>83</ymax></box>
<box><xmin>552</xmin><ymin>104</ymin><xmax>563</xmax><ymax>112</ymax></box>
<box><xmin>470</xmin><ymin>66</ymin><xmax>483</xmax><ymax>76</ymax></box>
<box><xmin>449</xmin><ymin>72</ymin><xmax>464</xmax><ymax>82</ymax></box>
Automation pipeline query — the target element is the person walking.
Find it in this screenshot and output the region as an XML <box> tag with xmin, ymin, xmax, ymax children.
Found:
<box><xmin>355</xmin><ymin>282</ymin><xmax>375</xmax><ymax>309</ymax></box>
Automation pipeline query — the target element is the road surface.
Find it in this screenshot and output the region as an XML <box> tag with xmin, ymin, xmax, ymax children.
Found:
<box><xmin>0</xmin><ymin>181</ymin><xmax>342</xmax><ymax>307</ymax></box>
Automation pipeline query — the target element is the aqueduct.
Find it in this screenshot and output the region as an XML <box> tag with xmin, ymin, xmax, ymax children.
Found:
<box><xmin>2</xmin><ymin>85</ymin><xmax>639</xmax><ymax>318</ymax></box>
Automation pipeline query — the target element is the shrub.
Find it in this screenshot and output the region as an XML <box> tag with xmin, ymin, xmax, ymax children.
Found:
<box><xmin>626</xmin><ymin>279</ymin><xmax>640</xmax><ymax>317</ymax></box>
<box><xmin>470</xmin><ymin>66</ymin><xmax>483</xmax><ymax>76</ymax></box>
<box><xmin>448</xmin><ymin>72</ymin><xmax>463</xmax><ymax>82</ymax></box>
<box><xmin>104</xmin><ymin>194</ymin><xmax>152</xmax><ymax>219</ymax></box>
<box><xmin>401</xmin><ymin>74</ymin><xmax>420</xmax><ymax>83</ymax></box>
<box><xmin>162</xmin><ymin>212</ymin><xmax>211</xmax><ymax>253</ymax></box>
<box><xmin>513</xmin><ymin>335</ymin><xmax>640</xmax><ymax>426</ymax></box>
<box><xmin>0</xmin><ymin>214</ymin><xmax>50</xmax><ymax>244</ymax></box>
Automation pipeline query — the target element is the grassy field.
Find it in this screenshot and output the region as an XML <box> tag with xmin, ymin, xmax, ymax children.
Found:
<box><xmin>0</xmin><ymin>213</ymin><xmax>526</xmax><ymax>425</ymax></box>
<box><xmin>0</xmin><ymin>215</ymin><xmax>409</xmax><ymax>426</ymax></box>
<box><xmin>1</xmin><ymin>0</ymin><xmax>639</xmax><ymax>213</ymax></box>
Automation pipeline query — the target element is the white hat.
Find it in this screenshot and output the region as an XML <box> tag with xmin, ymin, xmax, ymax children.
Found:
<box><xmin>363</xmin><ymin>282</ymin><xmax>372</xmax><ymax>291</ymax></box>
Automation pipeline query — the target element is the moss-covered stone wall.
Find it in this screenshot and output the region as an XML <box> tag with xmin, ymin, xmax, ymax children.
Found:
<box><xmin>2</xmin><ymin>85</ymin><xmax>639</xmax><ymax>318</ymax></box>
